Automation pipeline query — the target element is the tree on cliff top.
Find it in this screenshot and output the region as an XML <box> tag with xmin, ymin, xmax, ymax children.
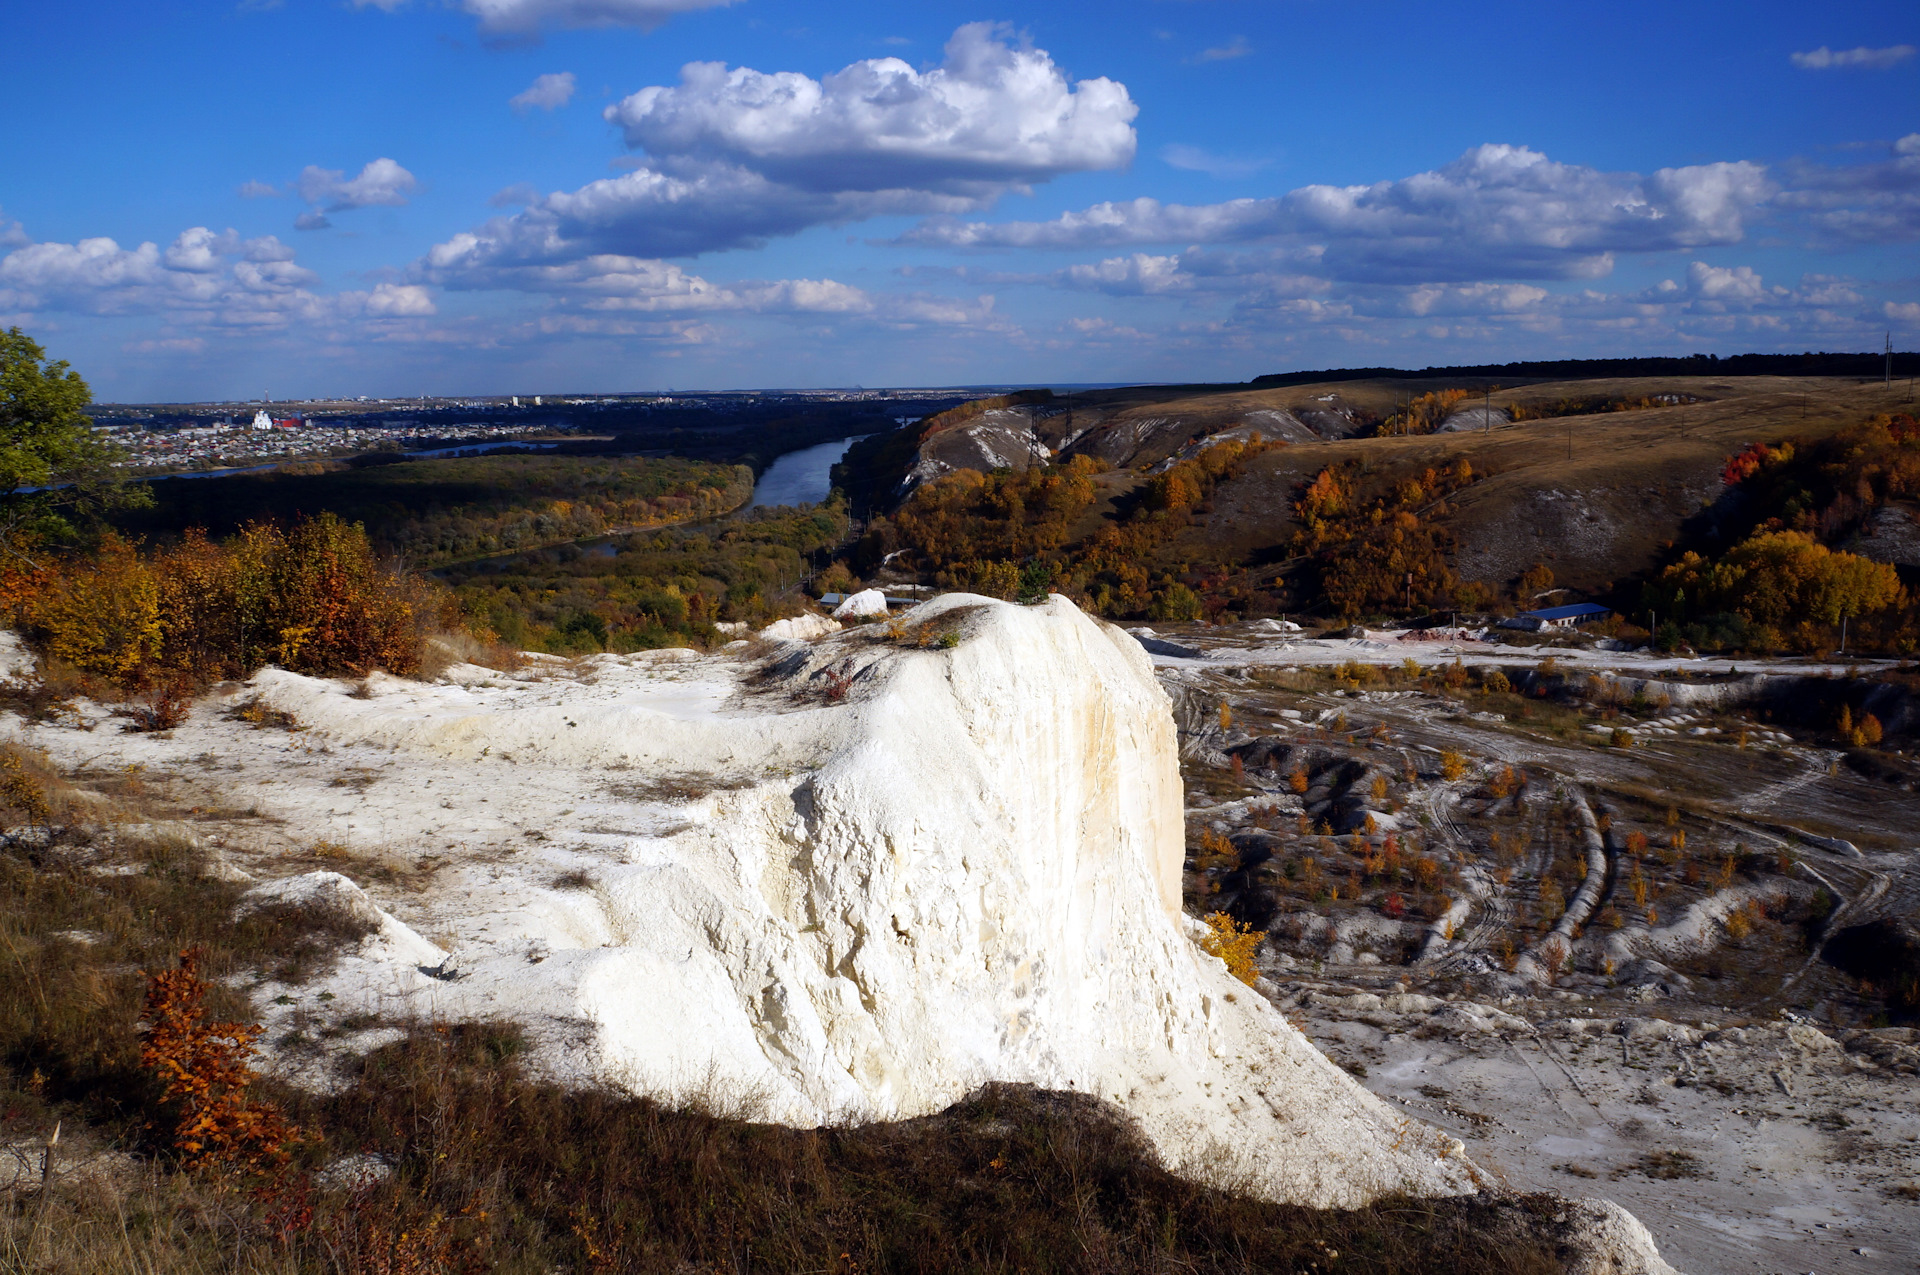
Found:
<box><xmin>0</xmin><ymin>327</ymin><xmax>147</xmax><ymax>562</ymax></box>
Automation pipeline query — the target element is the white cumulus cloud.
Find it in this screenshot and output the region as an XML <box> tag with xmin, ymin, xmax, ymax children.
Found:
<box><xmin>423</xmin><ymin>25</ymin><xmax>1136</xmax><ymax>280</ymax></box>
<box><xmin>899</xmin><ymin>145</ymin><xmax>1772</xmax><ymax>283</ymax></box>
<box><xmin>0</xmin><ymin>227</ymin><xmax>323</xmax><ymax>320</ymax></box>
<box><xmin>296</xmin><ymin>158</ymin><xmax>418</xmax><ymax>212</ymax></box>
<box><xmin>419</xmin><ymin>245</ymin><xmax>870</xmax><ymax>316</ymax></box>
<box><xmin>363</xmin><ymin>283</ymin><xmax>437</xmax><ymax>316</ymax></box>
<box><xmin>1059</xmin><ymin>254</ymin><xmax>1193</xmax><ymax>295</ymax></box>
<box><xmin>603</xmin><ymin>23</ymin><xmax>1135</xmax><ymax>195</ymax></box>
<box><xmin>511</xmin><ymin>71</ymin><xmax>577</xmax><ymax>112</ymax></box>
<box><xmin>1790</xmin><ymin>45</ymin><xmax>1915</xmax><ymax>71</ymax></box>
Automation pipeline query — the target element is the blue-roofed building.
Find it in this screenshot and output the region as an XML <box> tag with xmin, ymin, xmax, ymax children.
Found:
<box><xmin>1500</xmin><ymin>602</ymin><xmax>1612</xmax><ymax>632</ymax></box>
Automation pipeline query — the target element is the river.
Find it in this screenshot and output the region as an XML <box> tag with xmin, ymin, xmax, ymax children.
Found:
<box><xmin>750</xmin><ymin>435</ymin><xmax>866</xmax><ymax>508</ymax></box>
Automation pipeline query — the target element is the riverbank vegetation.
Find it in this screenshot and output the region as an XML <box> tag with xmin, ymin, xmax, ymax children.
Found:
<box><xmin>114</xmin><ymin>453</ymin><xmax>751</xmax><ymax>569</ymax></box>
<box><xmin>441</xmin><ymin>500</ymin><xmax>848</xmax><ymax>654</ymax></box>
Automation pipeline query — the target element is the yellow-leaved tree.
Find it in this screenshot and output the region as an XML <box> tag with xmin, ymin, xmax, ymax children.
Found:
<box><xmin>29</xmin><ymin>531</ymin><xmax>161</xmax><ymax>681</ymax></box>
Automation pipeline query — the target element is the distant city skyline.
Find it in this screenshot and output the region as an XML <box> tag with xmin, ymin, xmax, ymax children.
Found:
<box><xmin>1</xmin><ymin>0</ymin><xmax>1915</xmax><ymax>399</ymax></box>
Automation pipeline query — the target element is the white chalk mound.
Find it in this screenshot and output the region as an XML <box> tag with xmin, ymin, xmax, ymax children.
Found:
<box><xmin>242</xmin><ymin>596</ymin><xmax>1479</xmax><ymax>1208</ymax></box>
<box><xmin>831</xmin><ymin>587</ymin><xmax>889</xmax><ymax>620</ymax></box>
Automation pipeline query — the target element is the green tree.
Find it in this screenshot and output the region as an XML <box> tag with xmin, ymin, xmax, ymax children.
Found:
<box><xmin>0</xmin><ymin>327</ymin><xmax>146</xmax><ymax>561</ymax></box>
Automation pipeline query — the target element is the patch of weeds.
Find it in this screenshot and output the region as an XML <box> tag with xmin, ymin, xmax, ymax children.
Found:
<box><xmin>0</xmin><ymin>823</ymin><xmax>378</xmax><ymax>1142</ymax></box>
<box><xmin>283</xmin><ymin>1034</ymin><xmax>1568</xmax><ymax>1275</ymax></box>
<box><xmin>1614</xmin><ymin>1150</ymin><xmax>1707</xmax><ymax>1180</ymax></box>
<box><xmin>226</xmin><ymin>697</ymin><xmax>303</xmax><ymax>731</ymax></box>
<box><xmin>549</xmin><ymin>869</ymin><xmax>594</xmax><ymax>890</ymax></box>
<box><xmin>0</xmin><ymin>676</ymin><xmax>79</xmax><ymax>726</ymax></box>
<box><xmin>1555</xmin><ymin>1163</ymin><xmax>1599</xmax><ymax>1179</ymax></box>
<box><xmin>237</xmin><ymin>900</ymin><xmax>379</xmax><ymax>984</ymax></box>
<box><xmin>112</xmin><ymin>685</ymin><xmax>192</xmax><ymax>733</ymax></box>
<box><xmin>604</xmin><ymin>772</ymin><xmax>755</xmax><ymax>804</ymax></box>
<box><xmin>299</xmin><ymin>840</ymin><xmax>417</xmax><ymax>888</ymax></box>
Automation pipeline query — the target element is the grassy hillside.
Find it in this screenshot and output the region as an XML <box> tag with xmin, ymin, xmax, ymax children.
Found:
<box><xmin>848</xmin><ymin>374</ymin><xmax>1920</xmax><ymax>650</ymax></box>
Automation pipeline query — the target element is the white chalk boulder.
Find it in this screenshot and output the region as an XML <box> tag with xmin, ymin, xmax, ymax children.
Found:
<box><xmin>831</xmin><ymin>588</ymin><xmax>888</xmax><ymax>620</ymax></box>
<box><xmin>759</xmin><ymin>612</ymin><xmax>840</xmax><ymax>641</ymax></box>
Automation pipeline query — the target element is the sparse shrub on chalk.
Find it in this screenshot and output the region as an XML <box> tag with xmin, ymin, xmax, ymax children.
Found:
<box><xmin>0</xmin><ymin>746</ymin><xmax>52</xmax><ymax>837</ymax></box>
<box><xmin>1194</xmin><ymin>828</ymin><xmax>1238</xmax><ymax>872</ymax></box>
<box><xmin>139</xmin><ymin>949</ymin><xmax>300</xmax><ymax>1173</ymax></box>
<box><xmin>1199</xmin><ymin>912</ymin><xmax>1264</xmax><ymax>987</ymax></box>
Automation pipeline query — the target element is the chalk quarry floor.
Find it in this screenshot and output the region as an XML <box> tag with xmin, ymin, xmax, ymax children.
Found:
<box><xmin>1284</xmin><ymin>980</ymin><xmax>1919</xmax><ymax>1275</ymax></box>
<box><xmin>1142</xmin><ymin>619</ymin><xmax>1920</xmax><ymax>1275</ymax></box>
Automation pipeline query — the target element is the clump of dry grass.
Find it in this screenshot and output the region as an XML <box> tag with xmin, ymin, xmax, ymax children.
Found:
<box><xmin>419</xmin><ymin>630</ymin><xmax>525</xmax><ymax>678</ymax></box>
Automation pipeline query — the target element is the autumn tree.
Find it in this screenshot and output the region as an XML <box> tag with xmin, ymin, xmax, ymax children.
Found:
<box><xmin>1650</xmin><ymin>530</ymin><xmax>1903</xmax><ymax>630</ymax></box>
<box><xmin>0</xmin><ymin>328</ymin><xmax>147</xmax><ymax>563</ymax></box>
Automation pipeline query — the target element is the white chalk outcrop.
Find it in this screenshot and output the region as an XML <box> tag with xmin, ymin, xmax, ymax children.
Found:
<box><xmin>211</xmin><ymin>594</ymin><xmax>1482</xmax><ymax>1207</ymax></box>
<box><xmin>830</xmin><ymin>587</ymin><xmax>889</xmax><ymax>620</ymax></box>
<box><xmin>759</xmin><ymin>612</ymin><xmax>839</xmax><ymax>641</ymax></box>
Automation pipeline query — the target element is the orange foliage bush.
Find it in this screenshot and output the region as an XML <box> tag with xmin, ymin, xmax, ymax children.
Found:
<box><xmin>1199</xmin><ymin>912</ymin><xmax>1263</xmax><ymax>987</ymax></box>
<box><xmin>19</xmin><ymin>513</ymin><xmax>438</xmax><ymax>690</ymax></box>
<box><xmin>28</xmin><ymin>531</ymin><xmax>162</xmax><ymax>682</ymax></box>
<box><xmin>139</xmin><ymin>948</ymin><xmax>299</xmax><ymax>1173</ymax></box>
<box><xmin>1721</xmin><ymin>440</ymin><xmax>1792</xmax><ymax>487</ymax></box>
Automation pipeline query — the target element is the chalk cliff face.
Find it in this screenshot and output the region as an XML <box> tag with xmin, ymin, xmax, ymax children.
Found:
<box><xmin>243</xmin><ymin>596</ymin><xmax>1481</xmax><ymax>1207</ymax></box>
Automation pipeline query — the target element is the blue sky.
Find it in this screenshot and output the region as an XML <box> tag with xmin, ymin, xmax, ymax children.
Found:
<box><xmin>1</xmin><ymin>0</ymin><xmax>1916</xmax><ymax>400</ymax></box>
